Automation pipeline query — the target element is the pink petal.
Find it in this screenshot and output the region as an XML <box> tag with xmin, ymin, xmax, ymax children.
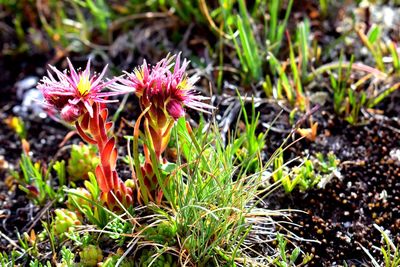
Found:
<box><xmin>84</xmin><ymin>101</ymin><xmax>94</xmax><ymax>117</ymax></box>
<box><xmin>166</xmin><ymin>99</ymin><xmax>185</xmax><ymax>120</ymax></box>
<box><xmin>66</xmin><ymin>58</ymin><xmax>79</xmax><ymax>84</ymax></box>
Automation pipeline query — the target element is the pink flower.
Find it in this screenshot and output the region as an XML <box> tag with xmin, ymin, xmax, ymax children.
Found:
<box><xmin>38</xmin><ymin>58</ymin><xmax>121</xmax><ymax>122</ymax></box>
<box><xmin>110</xmin><ymin>53</ymin><xmax>214</xmax><ymax>120</ymax></box>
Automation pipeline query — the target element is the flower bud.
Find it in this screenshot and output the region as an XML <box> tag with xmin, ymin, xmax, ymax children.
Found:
<box><xmin>79</xmin><ymin>245</ymin><xmax>103</xmax><ymax>267</ymax></box>
<box><xmin>53</xmin><ymin>209</ymin><xmax>81</xmax><ymax>236</ymax></box>
<box><xmin>61</xmin><ymin>103</ymin><xmax>83</xmax><ymax>123</ymax></box>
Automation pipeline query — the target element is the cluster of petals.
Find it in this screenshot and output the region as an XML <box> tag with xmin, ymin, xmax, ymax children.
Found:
<box><xmin>110</xmin><ymin>53</ymin><xmax>214</xmax><ymax>120</ymax></box>
<box><xmin>38</xmin><ymin>54</ymin><xmax>213</xmax><ymax>123</ymax></box>
<box><xmin>37</xmin><ymin>58</ymin><xmax>120</xmax><ymax>122</ymax></box>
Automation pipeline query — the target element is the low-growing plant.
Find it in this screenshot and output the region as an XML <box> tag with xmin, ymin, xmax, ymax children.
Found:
<box><xmin>12</xmin><ymin>152</ymin><xmax>66</xmax><ymax>205</ymax></box>
<box><xmin>0</xmin><ymin>251</ymin><xmax>20</xmax><ymax>267</ymax></box>
<box><xmin>226</xmin><ymin>0</ymin><xmax>294</xmax><ymax>84</ymax></box>
<box><xmin>52</xmin><ymin>209</ymin><xmax>81</xmax><ymax>239</ymax></box>
<box><xmin>66</xmin><ymin>172</ymin><xmax>113</xmax><ymax>228</ymax></box>
<box><xmin>268</xmin><ymin>19</ymin><xmax>318</xmax><ymax>111</ymax></box>
<box><xmin>360</xmin><ymin>224</ymin><xmax>400</xmax><ymax>267</ymax></box>
<box><xmin>327</xmin><ymin>53</ymin><xmax>399</xmax><ymax>124</ymax></box>
<box><xmin>330</xmin><ymin>53</ymin><xmax>354</xmax><ymax>116</ymax></box>
<box><xmin>270</xmin><ymin>233</ymin><xmax>312</xmax><ymax>266</ymax></box>
<box><xmin>273</xmin><ymin>150</ymin><xmax>340</xmax><ymax>193</ymax></box>
<box><xmin>79</xmin><ymin>245</ymin><xmax>103</xmax><ymax>267</ymax></box>
<box><xmin>67</xmin><ymin>143</ymin><xmax>99</xmax><ymax>181</ymax></box>
<box><xmin>129</xmin><ymin>117</ymin><xmax>286</xmax><ymax>265</ymax></box>
<box><xmin>233</xmin><ymin>96</ymin><xmax>267</xmax><ymax>172</ymax></box>
<box><xmin>59</xmin><ymin>246</ymin><xmax>75</xmax><ymax>267</ymax></box>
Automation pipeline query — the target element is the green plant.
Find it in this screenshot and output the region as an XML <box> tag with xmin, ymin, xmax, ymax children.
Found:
<box><xmin>228</xmin><ymin>0</ymin><xmax>262</xmax><ymax>82</ymax></box>
<box><xmin>270</xmin><ymin>233</ymin><xmax>312</xmax><ymax>266</ymax></box>
<box><xmin>327</xmin><ymin>50</ymin><xmax>400</xmax><ymax>124</ymax></box>
<box><xmin>273</xmin><ymin>151</ymin><xmax>340</xmax><ymax>193</ymax></box>
<box><xmin>267</xmin><ymin>0</ymin><xmax>294</xmax><ymax>55</ymax></box>
<box><xmin>138</xmin><ymin>248</ymin><xmax>177</xmax><ymax>267</ymax></box>
<box><xmin>268</xmin><ymin>19</ymin><xmax>315</xmax><ymax>110</ymax></box>
<box><xmin>315</xmin><ymin>152</ymin><xmax>340</xmax><ymax>174</ymax></box>
<box><xmin>133</xmin><ymin>117</ymin><xmax>284</xmax><ymax>265</ymax></box>
<box><xmin>225</xmin><ymin>0</ymin><xmax>294</xmax><ymax>84</ymax></box>
<box><xmin>330</xmin><ymin>53</ymin><xmax>354</xmax><ymax>116</ymax></box>
<box><xmin>345</xmin><ymin>88</ymin><xmax>367</xmax><ymax>124</ymax></box>
<box><xmin>52</xmin><ymin>209</ymin><xmax>81</xmax><ymax>239</ymax></box>
<box><xmin>233</xmin><ymin>96</ymin><xmax>267</xmax><ymax>172</ymax></box>
<box><xmin>12</xmin><ymin>153</ymin><xmax>66</xmax><ymax>205</ymax></box>
<box><xmin>16</xmin><ymin>230</ymin><xmax>46</xmax><ymax>260</ymax></box>
<box><xmin>67</xmin><ymin>143</ymin><xmax>99</xmax><ymax>181</ymax></box>
<box><xmin>360</xmin><ymin>224</ymin><xmax>400</xmax><ymax>267</ymax></box>
<box><xmin>28</xmin><ymin>260</ymin><xmax>52</xmax><ymax>267</ymax></box>
<box><xmin>357</xmin><ymin>24</ymin><xmax>385</xmax><ymax>72</ymax></box>
<box><xmin>59</xmin><ymin>246</ymin><xmax>75</xmax><ymax>267</ymax></box>
<box><xmin>66</xmin><ymin>172</ymin><xmax>112</xmax><ymax>228</ymax></box>
<box><xmin>79</xmin><ymin>245</ymin><xmax>103</xmax><ymax>267</ymax></box>
<box><xmin>0</xmin><ymin>251</ymin><xmax>20</xmax><ymax>267</ymax></box>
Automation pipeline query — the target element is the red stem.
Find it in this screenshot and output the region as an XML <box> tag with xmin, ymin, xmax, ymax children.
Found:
<box><xmin>75</xmin><ymin>102</ymin><xmax>118</xmax><ymax>193</ymax></box>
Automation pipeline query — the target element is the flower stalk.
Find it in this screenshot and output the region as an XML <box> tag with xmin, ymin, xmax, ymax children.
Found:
<box><xmin>75</xmin><ymin>102</ymin><xmax>133</xmax><ymax>211</ymax></box>
<box><xmin>112</xmin><ymin>54</ymin><xmax>214</xmax><ymax>204</ymax></box>
<box><xmin>38</xmin><ymin>54</ymin><xmax>213</xmax><ymax>207</ymax></box>
<box><xmin>38</xmin><ymin>58</ymin><xmax>133</xmax><ymax>211</ymax></box>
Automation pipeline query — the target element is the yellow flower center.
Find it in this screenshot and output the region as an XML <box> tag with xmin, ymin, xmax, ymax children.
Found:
<box><xmin>177</xmin><ymin>78</ymin><xmax>188</xmax><ymax>90</ymax></box>
<box><xmin>134</xmin><ymin>67</ymin><xmax>144</xmax><ymax>82</ymax></box>
<box><xmin>77</xmin><ymin>75</ymin><xmax>91</xmax><ymax>96</ymax></box>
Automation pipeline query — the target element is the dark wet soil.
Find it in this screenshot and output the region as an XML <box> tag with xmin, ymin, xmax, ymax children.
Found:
<box><xmin>261</xmin><ymin>102</ymin><xmax>400</xmax><ymax>266</ymax></box>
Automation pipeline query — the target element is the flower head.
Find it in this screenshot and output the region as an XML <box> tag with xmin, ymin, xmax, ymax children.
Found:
<box><xmin>38</xmin><ymin>58</ymin><xmax>120</xmax><ymax>122</ymax></box>
<box><xmin>111</xmin><ymin>53</ymin><xmax>214</xmax><ymax>120</ymax></box>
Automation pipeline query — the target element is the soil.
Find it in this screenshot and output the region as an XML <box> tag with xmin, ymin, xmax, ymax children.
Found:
<box><xmin>256</xmin><ymin>97</ymin><xmax>400</xmax><ymax>266</ymax></box>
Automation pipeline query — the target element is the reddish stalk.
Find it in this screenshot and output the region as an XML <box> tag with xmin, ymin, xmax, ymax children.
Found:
<box><xmin>75</xmin><ymin>102</ymin><xmax>133</xmax><ymax>211</ymax></box>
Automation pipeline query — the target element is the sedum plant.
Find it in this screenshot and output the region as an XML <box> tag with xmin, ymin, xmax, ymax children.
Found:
<box><xmin>67</xmin><ymin>143</ymin><xmax>99</xmax><ymax>181</ymax></box>
<box><xmin>79</xmin><ymin>245</ymin><xmax>103</xmax><ymax>267</ymax></box>
<box><xmin>273</xmin><ymin>150</ymin><xmax>340</xmax><ymax>194</ymax></box>
<box><xmin>52</xmin><ymin>208</ymin><xmax>81</xmax><ymax>239</ymax></box>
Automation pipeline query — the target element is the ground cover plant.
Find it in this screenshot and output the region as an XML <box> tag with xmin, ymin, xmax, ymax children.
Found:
<box><xmin>1</xmin><ymin>0</ymin><xmax>400</xmax><ymax>266</ymax></box>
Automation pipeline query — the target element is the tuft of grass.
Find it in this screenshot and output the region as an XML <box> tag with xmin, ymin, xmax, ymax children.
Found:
<box><xmin>234</xmin><ymin>95</ymin><xmax>267</xmax><ymax>172</ymax></box>
<box><xmin>131</xmin><ymin>116</ymin><xmax>288</xmax><ymax>265</ymax></box>
<box><xmin>267</xmin><ymin>0</ymin><xmax>294</xmax><ymax>55</ymax></box>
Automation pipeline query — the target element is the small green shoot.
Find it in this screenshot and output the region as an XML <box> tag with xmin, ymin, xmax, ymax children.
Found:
<box><xmin>233</xmin><ymin>96</ymin><xmax>266</xmax><ymax>172</ymax></box>
<box><xmin>13</xmin><ymin>153</ymin><xmax>65</xmax><ymax>205</ymax></box>
<box><xmin>360</xmin><ymin>224</ymin><xmax>400</xmax><ymax>267</ymax></box>
<box><xmin>273</xmin><ymin>151</ymin><xmax>340</xmax><ymax>193</ymax></box>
